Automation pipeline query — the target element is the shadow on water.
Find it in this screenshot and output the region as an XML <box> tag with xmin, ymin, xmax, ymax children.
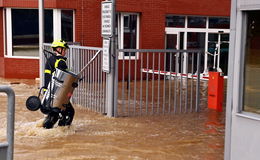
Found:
<box><xmin>0</xmin><ymin>78</ymin><xmax>226</xmax><ymax>160</ymax></box>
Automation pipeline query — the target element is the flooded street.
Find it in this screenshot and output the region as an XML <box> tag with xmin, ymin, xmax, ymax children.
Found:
<box><xmin>0</xmin><ymin>78</ymin><xmax>225</xmax><ymax>160</ymax></box>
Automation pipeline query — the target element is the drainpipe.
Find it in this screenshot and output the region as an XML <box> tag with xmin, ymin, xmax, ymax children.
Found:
<box><xmin>39</xmin><ymin>0</ymin><xmax>44</xmax><ymax>87</ymax></box>
<box><xmin>224</xmin><ymin>0</ymin><xmax>237</xmax><ymax>159</ymax></box>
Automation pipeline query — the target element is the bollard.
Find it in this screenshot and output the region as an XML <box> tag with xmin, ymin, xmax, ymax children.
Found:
<box><xmin>208</xmin><ymin>72</ymin><xmax>224</xmax><ymax>112</ymax></box>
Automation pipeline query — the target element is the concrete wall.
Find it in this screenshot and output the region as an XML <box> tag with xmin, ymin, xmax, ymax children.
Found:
<box><xmin>226</xmin><ymin>0</ymin><xmax>260</xmax><ymax>159</ymax></box>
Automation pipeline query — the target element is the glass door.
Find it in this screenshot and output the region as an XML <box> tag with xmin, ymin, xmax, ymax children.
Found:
<box><xmin>165</xmin><ymin>32</ymin><xmax>184</xmax><ymax>72</ymax></box>
<box><xmin>187</xmin><ymin>32</ymin><xmax>206</xmax><ymax>74</ymax></box>
<box><xmin>207</xmin><ymin>33</ymin><xmax>229</xmax><ymax>75</ymax></box>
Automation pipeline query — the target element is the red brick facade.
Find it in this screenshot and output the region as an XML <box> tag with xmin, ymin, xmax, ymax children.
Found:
<box><xmin>0</xmin><ymin>0</ymin><xmax>231</xmax><ymax>79</ymax></box>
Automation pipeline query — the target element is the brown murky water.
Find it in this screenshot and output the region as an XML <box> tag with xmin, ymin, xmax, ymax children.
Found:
<box><xmin>0</xmin><ymin>77</ymin><xmax>225</xmax><ymax>160</ymax></box>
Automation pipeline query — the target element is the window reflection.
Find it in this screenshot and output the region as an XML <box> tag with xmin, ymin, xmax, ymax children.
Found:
<box><xmin>12</xmin><ymin>9</ymin><xmax>53</xmax><ymax>57</ymax></box>
<box><xmin>61</xmin><ymin>10</ymin><xmax>73</xmax><ymax>42</ymax></box>
<box><xmin>209</xmin><ymin>17</ymin><xmax>230</xmax><ymax>29</ymax></box>
<box><xmin>188</xmin><ymin>16</ymin><xmax>206</xmax><ymax>28</ymax></box>
<box><xmin>123</xmin><ymin>14</ymin><xmax>137</xmax><ymax>56</ymax></box>
<box><xmin>243</xmin><ymin>11</ymin><xmax>260</xmax><ymax>113</ymax></box>
<box><xmin>166</xmin><ymin>15</ymin><xmax>185</xmax><ymax>28</ymax></box>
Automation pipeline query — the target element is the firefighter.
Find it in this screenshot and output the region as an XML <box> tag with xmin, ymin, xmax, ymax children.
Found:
<box><xmin>42</xmin><ymin>39</ymin><xmax>75</xmax><ymax>129</ymax></box>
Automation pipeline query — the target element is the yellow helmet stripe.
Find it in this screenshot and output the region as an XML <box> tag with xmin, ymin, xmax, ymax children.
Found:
<box><xmin>44</xmin><ymin>69</ymin><xmax>51</xmax><ymax>74</ymax></box>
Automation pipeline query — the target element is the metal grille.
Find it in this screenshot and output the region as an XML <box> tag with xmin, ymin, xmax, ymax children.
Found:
<box><xmin>115</xmin><ymin>49</ymin><xmax>203</xmax><ymax>117</ymax></box>
<box><xmin>43</xmin><ymin>44</ymin><xmax>106</xmax><ymax>114</ymax></box>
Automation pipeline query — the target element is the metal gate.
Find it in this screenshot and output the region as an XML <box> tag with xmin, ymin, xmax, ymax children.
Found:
<box><xmin>115</xmin><ymin>49</ymin><xmax>204</xmax><ymax>117</ymax></box>
<box><xmin>0</xmin><ymin>86</ymin><xmax>15</xmax><ymax>160</ymax></box>
<box><xmin>43</xmin><ymin>44</ymin><xmax>106</xmax><ymax>114</ymax></box>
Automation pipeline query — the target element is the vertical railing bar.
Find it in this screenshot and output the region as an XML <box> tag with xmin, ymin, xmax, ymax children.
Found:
<box><xmin>114</xmin><ymin>50</ymin><xmax>119</xmax><ymax>117</ymax></box>
<box><xmin>97</xmin><ymin>50</ymin><xmax>101</xmax><ymax>112</ymax></box>
<box><xmin>95</xmin><ymin>50</ymin><xmax>98</xmax><ymax>112</ymax></box>
<box><xmin>89</xmin><ymin>50</ymin><xmax>92</xmax><ymax>109</ymax></box>
<box><xmin>75</xmin><ymin>50</ymin><xmax>80</xmax><ymax>104</ymax></box>
<box><xmin>190</xmin><ymin>52</ymin><xmax>194</xmax><ymax>112</ymax></box>
<box><xmin>82</xmin><ymin>49</ymin><xmax>84</xmax><ymax>107</ymax></box>
<box><xmin>163</xmin><ymin>52</ymin><xmax>167</xmax><ymax>114</ymax></box>
<box><xmin>79</xmin><ymin>49</ymin><xmax>82</xmax><ymax>106</ymax></box>
<box><xmin>102</xmin><ymin>50</ymin><xmax>105</xmax><ymax>113</ymax></box>
<box><xmin>102</xmin><ymin>59</ymin><xmax>106</xmax><ymax>113</ymax></box>
<box><xmin>122</xmin><ymin>53</ymin><xmax>125</xmax><ymax>116</ymax></box>
<box><xmin>180</xmin><ymin>52</ymin><xmax>183</xmax><ymax>113</ymax></box>
<box><xmin>99</xmin><ymin>51</ymin><xmax>102</xmax><ymax>112</ymax></box>
<box><xmin>128</xmin><ymin>54</ymin><xmax>131</xmax><ymax>116</ymax></box>
<box><xmin>168</xmin><ymin>52</ymin><xmax>173</xmax><ymax>113</ymax></box>
<box><xmin>88</xmin><ymin>50</ymin><xmax>91</xmax><ymax>109</ymax></box>
<box><xmin>76</xmin><ymin>49</ymin><xmax>79</xmax><ymax>105</ymax></box>
<box><xmin>93</xmin><ymin>50</ymin><xmax>96</xmax><ymax>111</ymax></box>
<box><xmin>157</xmin><ymin>53</ymin><xmax>161</xmax><ymax>114</ymax></box>
<box><xmin>196</xmin><ymin>52</ymin><xmax>201</xmax><ymax>112</ymax></box>
<box><xmin>151</xmin><ymin>52</ymin><xmax>155</xmax><ymax>114</ymax></box>
<box><xmin>174</xmin><ymin>52</ymin><xmax>178</xmax><ymax>114</ymax></box>
<box><xmin>140</xmin><ymin>53</ymin><xmax>143</xmax><ymax>115</ymax></box>
<box><xmin>91</xmin><ymin>51</ymin><xmax>95</xmax><ymax>110</ymax></box>
<box><xmin>145</xmin><ymin>52</ymin><xmax>149</xmax><ymax>114</ymax></box>
<box><xmin>185</xmin><ymin>52</ymin><xmax>188</xmax><ymax>113</ymax></box>
<box><xmin>83</xmin><ymin>50</ymin><xmax>86</xmax><ymax>107</ymax></box>
<box><xmin>87</xmin><ymin>50</ymin><xmax>91</xmax><ymax>109</ymax></box>
<box><xmin>133</xmin><ymin>52</ymin><xmax>137</xmax><ymax>115</ymax></box>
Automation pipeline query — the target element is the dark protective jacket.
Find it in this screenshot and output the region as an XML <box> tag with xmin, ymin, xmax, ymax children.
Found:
<box><xmin>44</xmin><ymin>55</ymin><xmax>68</xmax><ymax>89</ymax></box>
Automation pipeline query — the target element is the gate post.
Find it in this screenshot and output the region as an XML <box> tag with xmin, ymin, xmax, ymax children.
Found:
<box><xmin>104</xmin><ymin>0</ymin><xmax>117</xmax><ymax>117</ymax></box>
<box><xmin>0</xmin><ymin>86</ymin><xmax>15</xmax><ymax>160</ymax></box>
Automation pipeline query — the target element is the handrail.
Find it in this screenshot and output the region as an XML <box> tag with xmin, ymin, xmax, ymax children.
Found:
<box><xmin>0</xmin><ymin>86</ymin><xmax>15</xmax><ymax>160</ymax></box>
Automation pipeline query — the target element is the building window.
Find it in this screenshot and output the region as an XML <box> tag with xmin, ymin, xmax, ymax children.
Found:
<box><xmin>10</xmin><ymin>9</ymin><xmax>53</xmax><ymax>57</ymax></box>
<box><xmin>209</xmin><ymin>17</ymin><xmax>230</xmax><ymax>29</ymax></box>
<box><xmin>6</xmin><ymin>8</ymin><xmax>74</xmax><ymax>57</ymax></box>
<box><xmin>243</xmin><ymin>11</ymin><xmax>260</xmax><ymax>114</ymax></box>
<box><xmin>188</xmin><ymin>16</ymin><xmax>206</xmax><ymax>28</ymax></box>
<box><xmin>165</xmin><ymin>15</ymin><xmax>185</xmax><ymax>28</ymax></box>
<box><xmin>118</xmin><ymin>13</ymin><xmax>139</xmax><ymax>59</ymax></box>
<box><xmin>61</xmin><ymin>10</ymin><xmax>73</xmax><ymax>42</ymax></box>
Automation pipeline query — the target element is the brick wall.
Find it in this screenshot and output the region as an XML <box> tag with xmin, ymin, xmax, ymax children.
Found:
<box><xmin>0</xmin><ymin>0</ymin><xmax>231</xmax><ymax>79</ymax></box>
<box><xmin>4</xmin><ymin>58</ymin><xmax>39</xmax><ymax>79</ymax></box>
<box><xmin>2</xmin><ymin>0</ymin><xmax>77</xmax><ymax>9</ymax></box>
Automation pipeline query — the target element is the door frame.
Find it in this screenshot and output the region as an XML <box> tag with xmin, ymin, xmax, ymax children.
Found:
<box><xmin>166</xmin><ymin>27</ymin><xmax>230</xmax><ymax>75</ymax></box>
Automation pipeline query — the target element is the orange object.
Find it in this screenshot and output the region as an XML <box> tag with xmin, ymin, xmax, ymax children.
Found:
<box><xmin>208</xmin><ymin>72</ymin><xmax>224</xmax><ymax>112</ymax></box>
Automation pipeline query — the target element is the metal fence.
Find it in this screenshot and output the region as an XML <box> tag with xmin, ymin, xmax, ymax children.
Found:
<box><xmin>0</xmin><ymin>86</ymin><xmax>15</xmax><ymax>160</ymax></box>
<box><xmin>43</xmin><ymin>44</ymin><xmax>106</xmax><ymax>113</ymax></box>
<box><xmin>115</xmin><ymin>49</ymin><xmax>203</xmax><ymax>117</ymax></box>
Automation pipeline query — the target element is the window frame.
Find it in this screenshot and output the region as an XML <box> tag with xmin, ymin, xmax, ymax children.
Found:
<box><xmin>238</xmin><ymin>10</ymin><xmax>260</xmax><ymax>116</ymax></box>
<box><xmin>5</xmin><ymin>8</ymin><xmax>74</xmax><ymax>58</ymax></box>
<box><xmin>118</xmin><ymin>12</ymin><xmax>140</xmax><ymax>60</ymax></box>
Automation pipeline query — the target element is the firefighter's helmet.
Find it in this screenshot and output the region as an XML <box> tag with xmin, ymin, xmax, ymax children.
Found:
<box><xmin>51</xmin><ymin>39</ymin><xmax>69</xmax><ymax>49</ymax></box>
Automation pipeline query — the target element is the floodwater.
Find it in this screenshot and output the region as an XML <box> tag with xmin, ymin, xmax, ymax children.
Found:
<box><xmin>0</xmin><ymin>77</ymin><xmax>225</xmax><ymax>160</ymax></box>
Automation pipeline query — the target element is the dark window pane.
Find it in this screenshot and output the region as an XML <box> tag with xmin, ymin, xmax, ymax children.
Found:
<box><xmin>188</xmin><ymin>16</ymin><xmax>206</xmax><ymax>28</ymax></box>
<box><xmin>123</xmin><ymin>14</ymin><xmax>137</xmax><ymax>56</ymax></box>
<box><xmin>187</xmin><ymin>32</ymin><xmax>205</xmax><ymax>73</ymax></box>
<box><xmin>12</xmin><ymin>9</ymin><xmax>53</xmax><ymax>56</ymax></box>
<box><xmin>166</xmin><ymin>15</ymin><xmax>185</xmax><ymax>28</ymax></box>
<box><xmin>61</xmin><ymin>10</ymin><xmax>73</xmax><ymax>42</ymax></box>
<box><xmin>243</xmin><ymin>11</ymin><xmax>260</xmax><ymax>113</ymax></box>
<box><xmin>45</xmin><ymin>10</ymin><xmax>53</xmax><ymax>43</ymax></box>
<box><xmin>209</xmin><ymin>17</ymin><xmax>230</xmax><ymax>29</ymax></box>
